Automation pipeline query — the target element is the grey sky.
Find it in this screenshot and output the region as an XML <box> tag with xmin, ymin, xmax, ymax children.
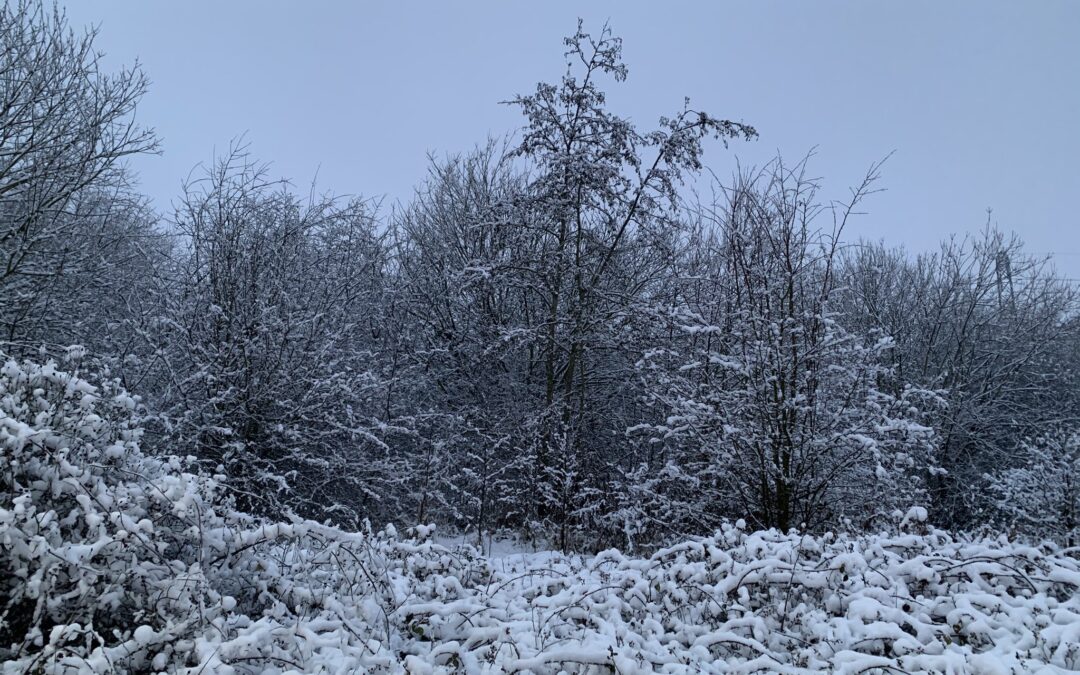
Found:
<box><xmin>66</xmin><ymin>1</ymin><xmax>1080</xmax><ymax>277</ymax></box>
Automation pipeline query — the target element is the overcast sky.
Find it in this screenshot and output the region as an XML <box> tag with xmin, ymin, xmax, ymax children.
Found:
<box><xmin>66</xmin><ymin>1</ymin><xmax>1080</xmax><ymax>277</ymax></box>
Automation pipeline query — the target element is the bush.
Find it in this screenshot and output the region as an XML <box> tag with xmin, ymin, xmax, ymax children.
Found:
<box><xmin>0</xmin><ymin>350</ymin><xmax>222</xmax><ymax>668</ymax></box>
<box><xmin>0</xmin><ymin>352</ymin><xmax>490</xmax><ymax>673</ymax></box>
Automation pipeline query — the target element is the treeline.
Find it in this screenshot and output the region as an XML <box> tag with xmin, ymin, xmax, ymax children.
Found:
<box><xmin>2</xmin><ymin>5</ymin><xmax>1077</xmax><ymax>550</ymax></box>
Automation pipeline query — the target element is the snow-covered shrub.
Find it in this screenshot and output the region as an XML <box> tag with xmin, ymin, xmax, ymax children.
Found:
<box><xmin>986</xmin><ymin>428</ymin><xmax>1080</xmax><ymax>546</ymax></box>
<box><xmin>0</xmin><ymin>352</ymin><xmax>226</xmax><ymax>669</ymax></box>
<box><xmin>0</xmin><ymin>352</ymin><xmax>493</xmax><ymax>673</ymax></box>
<box><xmin>399</xmin><ymin>520</ymin><xmax>1080</xmax><ymax>673</ymax></box>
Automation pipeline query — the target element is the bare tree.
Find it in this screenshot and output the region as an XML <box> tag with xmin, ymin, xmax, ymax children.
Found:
<box><xmin>0</xmin><ymin>1</ymin><xmax>157</xmax><ymax>342</ymax></box>
<box><xmin>636</xmin><ymin>157</ymin><xmax>938</xmax><ymax>533</ymax></box>
<box><xmin>147</xmin><ymin>146</ymin><xmax>395</xmax><ymax>524</ymax></box>
<box><xmin>507</xmin><ymin>21</ymin><xmax>755</xmax><ymax>547</ymax></box>
<box><xmin>839</xmin><ymin>228</ymin><xmax>1080</xmax><ymax>527</ymax></box>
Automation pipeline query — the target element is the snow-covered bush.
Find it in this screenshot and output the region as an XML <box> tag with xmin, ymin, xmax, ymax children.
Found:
<box><xmin>986</xmin><ymin>428</ymin><xmax>1080</xmax><ymax>546</ymax></box>
<box><xmin>0</xmin><ymin>352</ymin><xmax>491</xmax><ymax>673</ymax></box>
<box><xmin>0</xmin><ymin>351</ymin><xmax>223</xmax><ymax>669</ymax></box>
<box><xmin>170</xmin><ymin>516</ymin><xmax>1080</xmax><ymax>674</ymax></box>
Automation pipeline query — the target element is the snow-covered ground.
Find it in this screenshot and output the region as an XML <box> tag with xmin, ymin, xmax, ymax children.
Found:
<box><xmin>404</xmin><ymin>521</ymin><xmax>1080</xmax><ymax>674</ymax></box>
<box><xmin>93</xmin><ymin>520</ymin><xmax>1080</xmax><ymax>674</ymax></box>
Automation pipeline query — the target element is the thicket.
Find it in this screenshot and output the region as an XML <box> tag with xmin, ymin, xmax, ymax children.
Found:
<box><xmin>2</xmin><ymin>3</ymin><xmax>1077</xmax><ymax>553</ymax></box>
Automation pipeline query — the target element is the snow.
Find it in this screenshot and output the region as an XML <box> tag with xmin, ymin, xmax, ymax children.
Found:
<box><xmin>10</xmin><ymin>516</ymin><xmax>1080</xmax><ymax>673</ymax></box>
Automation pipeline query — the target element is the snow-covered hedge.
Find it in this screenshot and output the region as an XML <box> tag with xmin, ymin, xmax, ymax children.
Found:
<box><xmin>3</xmin><ymin>354</ymin><xmax>1079</xmax><ymax>673</ymax></box>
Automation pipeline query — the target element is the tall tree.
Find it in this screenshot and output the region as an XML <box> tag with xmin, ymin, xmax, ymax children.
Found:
<box><xmin>508</xmin><ymin>21</ymin><xmax>755</xmax><ymax>546</ymax></box>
